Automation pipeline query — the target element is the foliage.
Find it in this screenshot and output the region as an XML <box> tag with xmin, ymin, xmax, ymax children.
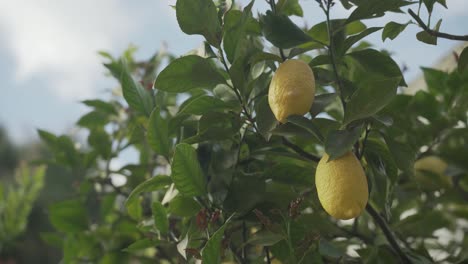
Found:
<box><xmin>32</xmin><ymin>0</ymin><xmax>468</xmax><ymax>263</ymax></box>
<box><xmin>0</xmin><ymin>165</ymin><xmax>46</xmax><ymax>250</ymax></box>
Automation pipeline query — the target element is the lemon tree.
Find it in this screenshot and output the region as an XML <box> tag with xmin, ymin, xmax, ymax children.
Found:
<box><xmin>25</xmin><ymin>0</ymin><xmax>468</xmax><ymax>263</ymax></box>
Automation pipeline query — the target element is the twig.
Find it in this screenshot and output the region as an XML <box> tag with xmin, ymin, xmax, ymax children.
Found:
<box><xmin>218</xmin><ymin>49</ymin><xmax>260</xmax><ymax>133</ymax></box>
<box><xmin>242</xmin><ymin>221</ymin><xmax>248</xmax><ymax>261</ymax></box>
<box><xmin>323</xmin><ymin>1</ymin><xmax>347</xmax><ymax>109</ymax></box>
<box><xmin>265</xmin><ymin>247</ymin><xmax>272</xmax><ymax>264</ymax></box>
<box><xmin>268</xmin><ymin>0</ymin><xmax>287</xmax><ymax>61</ymax></box>
<box><xmin>282</xmin><ymin>137</ymin><xmax>320</xmax><ymax>162</ymax></box>
<box><xmin>408</xmin><ymin>9</ymin><xmax>468</xmax><ymax>41</ymax></box>
<box><xmin>358</xmin><ymin>125</ymin><xmax>371</xmax><ymax>160</ymax></box>
<box><xmin>366</xmin><ymin>204</ymin><xmax>412</xmax><ymax>264</ymax></box>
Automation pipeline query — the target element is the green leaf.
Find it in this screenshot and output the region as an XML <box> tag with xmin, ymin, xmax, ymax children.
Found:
<box><xmin>202</xmin><ymin>215</ymin><xmax>234</xmax><ymax>263</ymax></box>
<box><xmin>416</xmin><ymin>19</ymin><xmax>442</xmax><ymax>45</ymax></box>
<box><xmin>81</xmin><ymin>99</ymin><xmax>117</xmax><ymax>115</ymax></box>
<box><xmin>77</xmin><ymin>111</ymin><xmax>109</xmax><ymax>128</ymax></box>
<box><xmin>104</xmin><ymin>60</ymin><xmax>153</xmax><ymax>116</ymax></box>
<box><xmin>223</xmin><ymin>175</ymin><xmax>266</xmax><ymax>215</ymax></box>
<box><xmin>277</xmin><ymin>0</ymin><xmax>303</xmax><ymax>17</ymax></box>
<box><xmin>223</xmin><ymin>2</ymin><xmax>259</xmax><ymax>63</ymax></box>
<box><xmin>49</xmin><ymin>199</ymin><xmax>88</xmax><ymax>233</ymax></box>
<box><xmin>248</xmin><ymin>230</ymin><xmax>284</xmax><ymax>246</ymax></box>
<box><xmin>325</xmin><ymin>125</ymin><xmax>362</xmax><ymax>160</ymax></box>
<box><xmin>383</xmin><ymin>135</ymin><xmax>415</xmax><ymax>174</ymax></box>
<box><xmin>344</xmin><ymin>77</ymin><xmax>401</xmax><ymax>125</ymax></box>
<box><xmin>88</xmin><ymin>128</ymin><xmax>112</xmax><ymax>159</ymax></box>
<box><xmin>123</xmin><ymin>239</ymin><xmax>159</xmax><ymax>252</ymax></box>
<box><xmin>155</xmin><ymin>55</ymin><xmax>225</xmax><ymax>93</ymax></box>
<box><xmin>340</xmin><ymin>27</ymin><xmax>382</xmax><ymax>54</ymax></box>
<box><xmin>178</xmin><ymin>95</ymin><xmax>236</xmax><ymax>115</ymax></box>
<box><xmin>176</xmin><ymin>0</ymin><xmax>221</xmax><ymax>47</ymax></box>
<box><xmin>147</xmin><ymin>108</ymin><xmax>170</xmax><ymax>157</ymax></box>
<box><xmin>382</xmin><ymin>21</ymin><xmax>409</xmax><ymax>41</ymax></box>
<box><xmin>287</xmin><ymin>115</ymin><xmax>324</xmax><ymax>143</ymax></box>
<box><xmin>346</xmin><ymin>0</ymin><xmax>413</xmax><ymax>23</ymax></box>
<box><xmin>310</xmin><ymin>93</ymin><xmax>338</xmax><ymax>117</ymax></box>
<box><xmin>255</xmin><ymin>96</ymin><xmax>278</xmax><ymax>140</ymax></box>
<box><xmin>267</xmin><ymin>163</ymin><xmax>314</xmax><ymax>185</ymax></box>
<box><xmin>37</xmin><ymin>129</ymin><xmax>58</xmax><ymax>147</ymax></box>
<box><xmin>125</xmin><ymin>176</ymin><xmax>172</xmax><ymax>209</ymax></box>
<box><xmin>171</xmin><ymin>143</ymin><xmax>206</xmax><ymax>197</ymax></box>
<box><xmin>167</xmin><ymin>195</ymin><xmax>201</xmax><ymax>217</ymax></box>
<box><xmin>262</xmin><ymin>10</ymin><xmax>312</xmax><ymax>49</ymax></box>
<box><xmin>319</xmin><ymin>239</ymin><xmax>344</xmax><ymax>258</ymax></box>
<box><xmin>458</xmin><ymin>46</ymin><xmax>468</xmax><ymax>72</ymax></box>
<box><xmin>152</xmin><ymin>202</ymin><xmax>169</xmax><ymax>234</ymax></box>
<box><xmin>346</xmin><ymin>48</ymin><xmax>406</xmax><ymax>86</ymax></box>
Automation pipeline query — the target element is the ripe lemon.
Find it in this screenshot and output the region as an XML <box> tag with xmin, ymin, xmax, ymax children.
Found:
<box><xmin>414</xmin><ymin>156</ymin><xmax>452</xmax><ymax>190</ymax></box>
<box><xmin>268</xmin><ymin>59</ymin><xmax>315</xmax><ymax>123</ymax></box>
<box><xmin>315</xmin><ymin>152</ymin><xmax>368</xmax><ymax>220</ymax></box>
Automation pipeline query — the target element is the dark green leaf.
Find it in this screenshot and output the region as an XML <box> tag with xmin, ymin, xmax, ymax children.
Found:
<box><xmin>147</xmin><ymin>108</ymin><xmax>170</xmax><ymax>157</ymax></box>
<box><xmin>319</xmin><ymin>239</ymin><xmax>344</xmax><ymax>258</ymax></box>
<box><xmin>152</xmin><ymin>202</ymin><xmax>169</xmax><ymax>234</ymax></box>
<box><xmin>125</xmin><ymin>176</ymin><xmax>172</xmax><ymax>209</ymax></box>
<box><xmin>202</xmin><ymin>215</ymin><xmax>234</xmax><ymax>263</ymax></box>
<box><xmin>176</xmin><ymin>0</ymin><xmax>221</xmax><ymax>47</ymax></box>
<box><xmin>155</xmin><ymin>55</ymin><xmax>225</xmax><ymax>93</ymax></box>
<box><xmin>384</xmin><ymin>135</ymin><xmax>415</xmax><ymax>174</ymax></box>
<box><xmin>223</xmin><ymin>175</ymin><xmax>266</xmax><ymax>215</ymax></box>
<box><xmin>458</xmin><ymin>46</ymin><xmax>468</xmax><ymax>72</ymax></box>
<box><xmin>262</xmin><ymin>10</ymin><xmax>312</xmax><ymax>49</ymax></box>
<box><xmin>77</xmin><ymin>111</ymin><xmax>109</xmax><ymax>128</ymax></box>
<box><xmin>346</xmin><ymin>0</ymin><xmax>413</xmax><ymax>23</ymax></box>
<box><xmin>309</xmin><ymin>55</ymin><xmax>330</xmax><ymax>67</ymax></box>
<box><xmin>167</xmin><ymin>195</ymin><xmax>201</xmax><ymax>217</ymax></box>
<box><xmin>104</xmin><ymin>60</ymin><xmax>153</xmax><ymax>116</ymax></box>
<box><xmin>325</xmin><ymin>125</ymin><xmax>362</xmax><ymax>160</ymax></box>
<box><xmin>248</xmin><ymin>230</ymin><xmax>284</xmax><ymax>246</ymax></box>
<box><xmin>255</xmin><ymin>96</ymin><xmax>278</xmax><ymax>141</ymax></box>
<box><xmin>88</xmin><ymin>128</ymin><xmax>112</xmax><ymax>159</ymax></box>
<box><xmin>178</xmin><ymin>95</ymin><xmax>236</xmax><ymax>115</ymax></box>
<box><xmin>266</xmin><ymin>163</ymin><xmax>314</xmax><ymax>185</ymax></box>
<box><xmin>310</xmin><ymin>93</ymin><xmax>338</xmax><ymax>117</ymax></box>
<box><xmin>382</xmin><ymin>21</ymin><xmax>409</xmax><ymax>41</ymax></box>
<box><xmin>416</xmin><ymin>19</ymin><xmax>442</xmax><ymax>45</ymax></box>
<box><xmin>344</xmin><ymin>77</ymin><xmax>401</xmax><ymax>125</ymax></box>
<box><xmin>171</xmin><ymin>143</ymin><xmax>206</xmax><ymax>197</ymax></box>
<box><xmin>341</xmin><ymin>27</ymin><xmax>382</xmax><ymax>54</ymax></box>
<box><xmin>346</xmin><ymin>48</ymin><xmax>406</xmax><ymax>86</ymax></box>
<box><xmin>223</xmin><ymin>2</ymin><xmax>259</xmax><ymax>62</ymax></box>
<box><xmin>49</xmin><ymin>199</ymin><xmax>88</xmax><ymax>233</ymax></box>
<box><xmin>287</xmin><ymin>116</ymin><xmax>324</xmax><ymax>143</ymax></box>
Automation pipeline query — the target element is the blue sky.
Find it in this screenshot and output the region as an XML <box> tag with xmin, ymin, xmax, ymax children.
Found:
<box><xmin>1</xmin><ymin>0</ymin><xmax>467</xmax><ymax>144</ymax></box>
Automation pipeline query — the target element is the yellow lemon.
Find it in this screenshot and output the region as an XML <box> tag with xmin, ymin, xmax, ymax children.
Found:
<box><xmin>315</xmin><ymin>152</ymin><xmax>368</xmax><ymax>220</ymax></box>
<box><xmin>268</xmin><ymin>59</ymin><xmax>315</xmax><ymax>123</ymax></box>
<box><xmin>414</xmin><ymin>156</ymin><xmax>452</xmax><ymax>190</ymax></box>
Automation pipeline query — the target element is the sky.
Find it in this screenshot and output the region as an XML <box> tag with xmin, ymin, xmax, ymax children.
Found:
<box><xmin>0</xmin><ymin>0</ymin><xmax>467</xmax><ymax>144</ymax></box>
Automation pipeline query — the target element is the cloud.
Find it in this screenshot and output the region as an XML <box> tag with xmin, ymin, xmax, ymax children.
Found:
<box><xmin>0</xmin><ymin>0</ymin><xmax>137</xmax><ymax>100</ymax></box>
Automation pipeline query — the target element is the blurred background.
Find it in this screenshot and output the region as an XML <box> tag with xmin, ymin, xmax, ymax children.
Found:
<box><xmin>0</xmin><ymin>0</ymin><xmax>467</xmax><ymax>262</ymax></box>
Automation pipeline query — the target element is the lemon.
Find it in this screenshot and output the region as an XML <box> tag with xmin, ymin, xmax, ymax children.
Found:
<box><xmin>414</xmin><ymin>156</ymin><xmax>452</xmax><ymax>190</ymax></box>
<box><xmin>315</xmin><ymin>152</ymin><xmax>368</xmax><ymax>220</ymax></box>
<box><xmin>268</xmin><ymin>59</ymin><xmax>315</xmax><ymax>123</ymax></box>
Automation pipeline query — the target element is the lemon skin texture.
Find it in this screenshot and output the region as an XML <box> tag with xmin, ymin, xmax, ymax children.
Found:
<box><xmin>414</xmin><ymin>156</ymin><xmax>451</xmax><ymax>190</ymax></box>
<box><xmin>268</xmin><ymin>59</ymin><xmax>316</xmax><ymax>123</ymax></box>
<box><xmin>315</xmin><ymin>152</ymin><xmax>369</xmax><ymax>220</ymax></box>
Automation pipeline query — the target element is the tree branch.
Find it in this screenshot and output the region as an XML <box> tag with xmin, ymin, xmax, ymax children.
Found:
<box><xmin>323</xmin><ymin>1</ymin><xmax>347</xmax><ymax>109</ymax></box>
<box><xmin>366</xmin><ymin>204</ymin><xmax>412</xmax><ymax>264</ymax></box>
<box><xmin>282</xmin><ymin>137</ymin><xmax>320</xmax><ymax>162</ymax></box>
<box><xmin>408</xmin><ymin>9</ymin><xmax>468</xmax><ymax>41</ymax></box>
